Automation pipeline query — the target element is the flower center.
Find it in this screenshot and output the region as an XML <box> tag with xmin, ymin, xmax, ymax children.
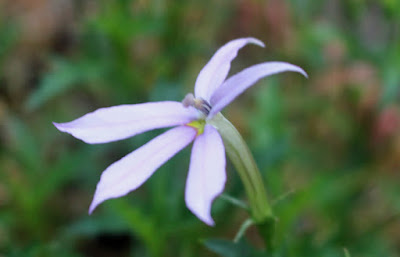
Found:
<box><xmin>186</xmin><ymin>119</ymin><xmax>206</xmax><ymax>135</ymax></box>
<box><xmin>182</xmin><ymin>93</ymin><xmax>212</xmax><ymax>116</ymax></box>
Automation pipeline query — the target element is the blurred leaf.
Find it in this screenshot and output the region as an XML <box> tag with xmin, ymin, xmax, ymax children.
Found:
<box><xmin>380</xmin><ymin>45</ymin><xmax>400</xmax><ymax>106</ymax></box>
<box><xmin>26</xmin><ymin>58</ymin><xmax>105</xmax><ymax>111</ymax></box>
<box><xmin>35</xmin><ymin>146</ymin><xmax>104</xmax><ymax>201</ymax></box>
<box><xmin>5</xmin><ymin>116</ymin><xmax>41</xmax><ymax>172</ymax></box>
<box><xmin>62</xmin><ymin>214</ymin><xmax>129</xmax><ymax>239</ymax></box>
<box><xmin>203</xmin><ymin>239</ymin><xmax>266</xmax><ymax>257</ymax></box>
<box><xmin>111</xmin><ymin>200</ymin><xmax>164</xmax><ymax>257</ymax></box>
<box><xmin>90</xmin><ymin>1</ymin><xmax>162</xmax><ymax>43</ymax></box>
<box><xmin>382</xmin><ymin>0</ymin><xmax>400</xmax><ymax>18</ymax></box>
<box><xmin>7</xmin><ymin>242</ymin><xmax>84</xmax><ymax>257</ymax></box>
<box><xmin>0</xmin><ymin>21</ymin><xmax>18</xmax><ymax>63</ymax></box>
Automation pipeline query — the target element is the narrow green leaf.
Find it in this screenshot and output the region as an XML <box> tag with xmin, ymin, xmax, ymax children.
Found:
<box><xmin>26</xmin><ymin>59</ymin><xmax>104</xmax><ymax>110</ymax></box>
<box><xmin>204</xmin><ymin>239</ymin><xmax>266</xmax><ymax>257</ymax></box>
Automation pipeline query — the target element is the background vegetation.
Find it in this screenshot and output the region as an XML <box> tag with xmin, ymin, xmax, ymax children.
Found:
<box><xmin>1</xmin><ymin>0</ymin><xmax>400</xmax><ymax>256</ymax></box>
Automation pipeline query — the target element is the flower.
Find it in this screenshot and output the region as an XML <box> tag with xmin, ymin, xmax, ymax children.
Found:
<box><xmin>53</xmin><ymin>37</ymin><xmax>307</xmax><ymax>226</ymax></box>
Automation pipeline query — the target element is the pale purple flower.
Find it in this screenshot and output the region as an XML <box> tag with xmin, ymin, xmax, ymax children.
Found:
<box><xmin>53</xmin><ymin>38</ymin><xmax>307</xmax><ymax>225</ymax></box>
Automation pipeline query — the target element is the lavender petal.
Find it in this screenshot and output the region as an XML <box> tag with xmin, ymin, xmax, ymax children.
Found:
<box><xmin>194</xmin><ymin>38</ymin><xmax>264</xmax><ymax>102</ymax></box>
<box><xmin>185</xmin><ymin>125</ymin><xmax>226</xmax><ymax>225</ymax></box>
<box><xmin>89</xmin><ymin>126</ymin><xmax>196</xmax><ymax>213</ymax></box>
<box><xmin>53</xmin><ymin>101</ymin><xmax>199</xmax><ymax>144</ymax></box>
<box><xmin>209</xmin><ymin>62</ymin><xmax>307</xmax><ymax>117</ymax></box>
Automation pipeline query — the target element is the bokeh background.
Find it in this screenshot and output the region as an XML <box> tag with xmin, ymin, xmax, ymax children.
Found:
<box><xmin>1</xmin><ymin>0</ymin><xmax>400</xmax><ymax>256</ymax></box>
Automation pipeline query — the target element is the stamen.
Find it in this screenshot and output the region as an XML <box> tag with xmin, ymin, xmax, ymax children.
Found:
<box><xmin>182</xmin><ymin>93</ymin><xmax>195</xmax><ymax>108</ymax></box>
<box><xmin>182</xmin><ymin>93</ymin><xmax>212</xmax><ymax>116</ymax></box>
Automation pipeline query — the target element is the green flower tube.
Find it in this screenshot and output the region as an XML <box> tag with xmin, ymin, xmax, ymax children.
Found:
<box><xmin>210</xmin><ymin>113</ymin><xmax>275</xmax><ymax>248</ymax></box>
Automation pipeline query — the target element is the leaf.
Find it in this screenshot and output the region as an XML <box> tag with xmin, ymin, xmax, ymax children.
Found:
<box><xmin>5</xmin><ymin>116</ymin><xmax>41</xmax><ymax>172</ymax></box>
<box><xmin>0</xmin><ymin>22</ymin><xmax>18</xmax><ymax>61</ymax></box>
<box><xmin>26</xmin><ymin>58</ymin><xmax>104</xmax><ymax>111</ymax></box>
<box><xmin>110</xmin><ymin>200</ymin><xmax>164</xmax><ymax>257</ymax></box>
<box><xmin>344</xmin><ymin>248</ymin><xmax>351</xmax><ymax>257</ymax></box>
<box><xmin>203</xmin><ymin>239</ymin><xmax>266</xmax><ymax>257</ymax></box>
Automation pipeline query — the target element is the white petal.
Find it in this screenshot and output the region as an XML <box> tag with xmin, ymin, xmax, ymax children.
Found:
<box><xmin>89</xmin><ymin>126</ymin><xmax>196</xmax><ymax>213</ymax></box>
<box><xmin>194</xmin><ymin>38</ymin><xmax>265</xmax><ymax>102</ymax></box>
<box><xmin>53</xmin><ymin>101</ymin><xmax>199</xmax><ymax>144</ymax></box>
<box><xmin>185</xmin><ymin>124</ymin><xmax>226</xmax><ymax>225</ymax></box>
<box><xmin>209</xmin><ymin>62</ymin><xmax>307</xmax><ymax>117</ymax></box>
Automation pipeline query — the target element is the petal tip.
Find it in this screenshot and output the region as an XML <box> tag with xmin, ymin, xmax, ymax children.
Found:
<box><xmin>275</xmin><ymin>62</ymin><xmax>308</xmax><ymax>79</ymax></box>
<box><xmin>247</xmin><ymin>37</ymin><xmax>265</xmax><ymax>48</ymax></box>
<box><xmin>88</xmin><ymin>200</ymin><xmax>99</xmax><ymax>215</ymax></box>
<box><xmin>186</xmin><ymin>197</ymin><xmax>218</xmax><ymax>226</ymax></box>
<box><xmin>53</xmin><ymin>121</ymin><xmax>72</xmax><ymax>133</ymax></box>
<box><xmin>53</xmin><ymin>122</ymin><xmax>64</xmax><ymax>131</ymax></box>
<box><xmin>204</xmin><ymin>218</ymin><xmax>215</xmax><ymax>227</ymax></box>
<box><xmin>297</xmin><ymin>67</ymin><xmax>308</xmax><ymax>79</ymax></box>
<box><xmin>190</xmin><ymin>208</ymin><xmax>215</xmax><ymax>226</ymax></box>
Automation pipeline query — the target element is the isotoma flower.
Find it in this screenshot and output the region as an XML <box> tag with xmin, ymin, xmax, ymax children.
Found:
<box><xmin>54</xmin><ymin>37</ymin><xmax>307</xmax><ymax>225</ymax></box>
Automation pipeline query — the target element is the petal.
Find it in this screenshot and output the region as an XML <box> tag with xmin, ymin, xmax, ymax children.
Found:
<box><xmin>53</xmin><ymin>101</ymin><xmax>199</xmax><ymax>144</ymax></box>
<box><xmin>185</xmin><ymin>124</ymin><xmax>226</xmax><ymax>225</ymax></box>
<box><xmin>89</xmin><ymin>126</ymin><xmax>196</xmax><ymax>213</ymax></box>
<box><xmin>209</xmin><ymin>62</ymin><xmax>307</xmax><ymax>117</ymax></box>
<box><xmin>194</xmin><ymin>38</ymin><xmax>265</xmax><ymax>102</ymax></box>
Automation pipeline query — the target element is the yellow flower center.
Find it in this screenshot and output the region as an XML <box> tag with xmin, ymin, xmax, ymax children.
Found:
<box><xmin>186</xmin><ymin>119</ymin><xmax>206</xmax><ymax>135</ymax></box>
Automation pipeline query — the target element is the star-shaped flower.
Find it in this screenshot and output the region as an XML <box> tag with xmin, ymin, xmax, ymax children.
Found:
<box><xmin>54</xmin><ymin>37</ymin><xmax>306</xmax><ymax>225</ymax></box>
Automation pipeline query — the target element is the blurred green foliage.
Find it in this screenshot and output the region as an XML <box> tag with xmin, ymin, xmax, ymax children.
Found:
<box><xmin>1</xmin><ymin>0</ymin><xmax>400</xmax><ymax>256</ymax></box>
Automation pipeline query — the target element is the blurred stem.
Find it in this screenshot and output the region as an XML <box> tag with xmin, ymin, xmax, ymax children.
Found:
<box><xmin>209</xmin><ymin>113</ymin><xmax>275</xmax><ymax>249</ymax></box>
<box><xmin>220</xmin><ymin>194</ymin><xmax>249</xmax><ymax>211</ymax></box>
<box><xmin>272</xmin><ymin>188</ymin><xmax>297</xmax><ymax>206</ymax></box>
<box><xmin>234</xmin><ymin>219</ymin><xmax>253</xmax><ymax>243</ymax></box>
<box><xmin>343</xmin><ymin>248</ymin><xmax>351</xmax><ymax>257</ymax></box>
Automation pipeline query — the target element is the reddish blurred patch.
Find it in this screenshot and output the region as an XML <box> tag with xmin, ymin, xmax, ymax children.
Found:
<box><xmin>314</xmin><ymin>41</ymin><xmax>381</xmax><ymax>116</ymax></box>
<box><xmin>372</xmin><ymin>106</ymin><xmax>400</xmax><ymax>172</ymax></box>
<box><xmin>235</xmin><ymin>0</ymin><xmax>294</xmax><ymax>48</ymax></box>
<box><xmin>263</xmin><ymin>0</ymin><xmax>294</xmax><ymax>47</ymax></box>
<box><xmin>1</xmin><ymin>0</ymin><xmax>76</xmax><ymax>109</ymax></box>
<box><xmin>372</xmin><ymin>106</ymin><xmax>400</xmax><ymax>145</ymax></box>
<box><xmin>2</xmin><ymin>0</ymin><xmax>75</xmax><ymax>53</ymax></box>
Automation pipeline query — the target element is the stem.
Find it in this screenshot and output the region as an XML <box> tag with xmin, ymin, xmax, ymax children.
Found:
<box><xmin>220</xmin><ymin>194</ymin><xmax>249</xmax><ymax>211</ymax></box>
<box><xmin>234</xmin><ymin>219</ymin><xmax>254</xmax><ymax>243</ymax></box>
<box><xmin>209</xmin><ymin>113</ymin><xmax>275</xmax><ymax>249</ymax></box>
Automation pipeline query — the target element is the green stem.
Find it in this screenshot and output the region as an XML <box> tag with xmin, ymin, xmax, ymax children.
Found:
<box><xmin>209</xmin><ymin>113</ymin><xmax>275</xmax><ymax>249</ymax></box>
<box><xmin>234</xmin><ymin>219</ymin><xmax>254</xmax><ymax>243</ymax></box>
<box><xmin>220</xmin><ymin>194</ymin><xmax>249</xmax><ymax>211</ymax></box>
